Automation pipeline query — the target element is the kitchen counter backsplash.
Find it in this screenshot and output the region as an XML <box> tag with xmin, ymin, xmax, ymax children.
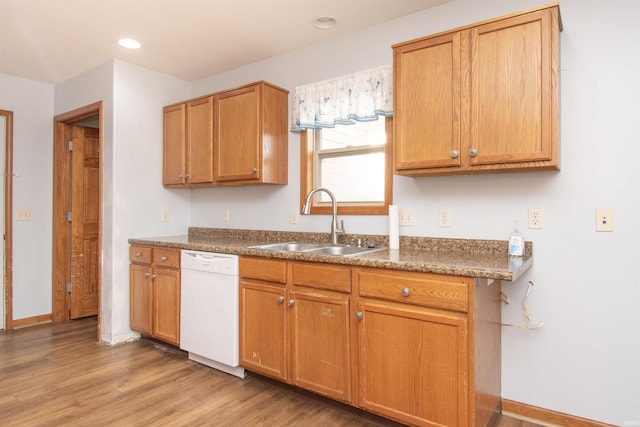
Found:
<box><xmin>128</xmin><ymin>227</ymin><xmax>533</xmax><ymax>281</ymax></box>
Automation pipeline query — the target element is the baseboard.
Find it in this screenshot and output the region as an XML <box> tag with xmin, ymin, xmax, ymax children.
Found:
<box><xmin>502</xmin><ymin>399</ymin><xmax>616</xmax><ymax>427</ymax></box>
<box><xmin>12</xmin><ymin>313</ymin><xmax>52</xmax><ymax>329</ymax></box>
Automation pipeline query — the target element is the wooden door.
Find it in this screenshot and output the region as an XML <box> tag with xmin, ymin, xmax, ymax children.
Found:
<box><xmin>290</xmin><ymin>288</ymin><xmax>351</xmax><ymax>403</ymax></box>
<box><xmin>394</xmin><ymin>32</ymin><xmax>461</xmax><ymax>172</ymax></box>
<box><xmin>187</xmin><ymin>97</ymin><xmax>214</xmax><ymax>184</ymax></box>
<box><xmin>152</xmin><ymin>267</ymin><xmax>180</xmax><ymax>345</ymax></box>
<box><xmin>239</xmin><ymin>279</ymin><xmax>287</xmax><ymax>380</ymax></box>
<box><xmin>357</xmin><ymin>301</ymin><xmax>469</xmax><ymax>427</ymax></box>
<box><xmin>163</xmin><ymin>103</ymin><xmax>186</xmax><ymax>185</ymax></box>
<box><xmin>467</xmin><ymin>8</ymin><xmax>555</xmax><ymax>166</ymax></box>
<box><xmin>130</xmin><ymin>263</ymin><xmax>153</xmax><ymax>335</ymax></box>
<box><xmin>214</xmin><ymin>85</ymin><xmax>261</xmax><ymax>182</ymax></box>
<box><xmin>70</xmin><ymin>125</ymin><xmax>99</xmax><ymax>319</ymax></box>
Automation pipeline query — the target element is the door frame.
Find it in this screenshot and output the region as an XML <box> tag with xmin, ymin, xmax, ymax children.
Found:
<box><xmin>52</xmin><ymin>101</ymin><xmax>103</xmax><ymax>341</ymax></box>
<box><xmin>1</xmin><ymin>110</ymin><xmax>13</xmax><ymax>330</ymax></box>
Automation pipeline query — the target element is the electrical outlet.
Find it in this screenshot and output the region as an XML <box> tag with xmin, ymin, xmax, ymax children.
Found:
<box><xmin>399</xmin><ymin>208</ymin><xmax>414</xmax><ymax>226</ymax></box>
<box><xmin>161</xmin><ymin>209</ymin><xmax>169</xmax><ymax>222</ymax></box>
<box><xmin>16</xmin><ymin>208</ymin><xmax>31</xmax><ymax>221</ymax></box>
<box><xmin>439</xmin><ymin>208</ymin><xmax>451</xmax><ymax>227</ymax></box>
<box><xmin>595</xmin><ymin>208</ymin><xmax>613</xmax><ymax>232</ymax></box>
<box><xmin>528</xmin><ymin>208</ymin><xmax>544</xmax><ymax>229</ymax></box>
<box><xmin>290</xmin><ymin>209</ymin><xmax>299</xmax><ymax>224</ymax></box>
<box><xmin>222</xmin><ymin>208</ymin><xmax>230</xmax><ymax>222</ymax></box>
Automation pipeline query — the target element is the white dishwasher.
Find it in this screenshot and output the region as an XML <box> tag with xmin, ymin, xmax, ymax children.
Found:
<box><xmin>180</xmin><ymin>250</ymin><xmax>245</xmax><ymax>378</ymax></box>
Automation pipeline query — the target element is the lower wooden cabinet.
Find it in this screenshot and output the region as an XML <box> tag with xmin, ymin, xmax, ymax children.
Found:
<box><xmin>129</xmin><ymin>245</ymin><xmax>181</xmax><ymax>346</ymax></box>
<box><xmin>239</xmin><ymin>257</ymin><xmax>501</xmax><ymax>427</ymax></box>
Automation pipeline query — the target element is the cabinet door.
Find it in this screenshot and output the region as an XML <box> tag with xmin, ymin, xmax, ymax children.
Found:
<box><xmin>394</xmin><ymin>32</ymin><xmax>461</xmax><ymax>172</ymax></box>
<box><xmin>163</xmin><ymin>103</ymin><xmax>186</xmax><ymax>186</ymax></box>
<box><xmin>467</xmin><ymin>7</ymin><xmax>558</xmax><ymax>167</ymax></box>
<box><xmin>214</xmin><ymin>85</ymin><xmax>261</xmax><ymax>182</ymax></box>
<box><xmin>130</xmin><ymin>263</ymin><xmax>152</xmax><ymax>335</ymax></box>
<box><xmin>239</xmin><ymin>279</ymin><xmax>287</xmax><ymax>381</ymax></box>
<box><xmin>152</xmin><ymin>267</ymin><xmax>180</xmax><ymax>346</ymax></box>
<box><xmin>357</xmin><ymin>301</ymin><xmax>468</xmax><ymax>427</ymax></box>
<box><xmin>187</xmin><ymin>96</ymin><xmax>214</xmax><ymax>184</ymax></box>
<box><xmin>290</xmin><ymin>288</ymin><xmax>351</xmax><ymax>403</ymax></box>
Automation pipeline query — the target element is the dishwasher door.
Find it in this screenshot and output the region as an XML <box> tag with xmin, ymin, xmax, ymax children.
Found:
<box><xmin>180</xmin><ymin>250</ymin><xmax>244</xmax><ymax>378</ymax></box>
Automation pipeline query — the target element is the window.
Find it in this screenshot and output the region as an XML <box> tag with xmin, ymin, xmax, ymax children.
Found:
<box><xmin>300</xmin><ymin>117</ymin><xmax>392</xmax><ymax>215</ymax></box>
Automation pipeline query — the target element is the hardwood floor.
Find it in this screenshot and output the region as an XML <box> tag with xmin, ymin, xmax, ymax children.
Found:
<box><xmin>0</xmin><ymin>318</ymin><xmax>543</xmax><ymax>426</ymax></box>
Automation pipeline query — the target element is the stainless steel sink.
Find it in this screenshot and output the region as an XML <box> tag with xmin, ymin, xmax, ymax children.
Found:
<box><xmin>249</xmin><ymin>242</ymin><xmax>385</xmax><ymax>257</ymax></box>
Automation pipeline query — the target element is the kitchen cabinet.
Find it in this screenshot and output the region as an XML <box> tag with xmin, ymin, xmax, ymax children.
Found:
<box><xmin>214</xmin><ymin>81</ymin><xmax>288</xmax><ymax>185</ymax></box>
<box><xmin>393</xmin><ymin>4</ymin><xmax>561</xmax><ymax>176</ymax></box>
<box><xmin>163</xmin><ymin>96</ymin><xmax>214</xmax><ymax>186</ymax></box>
<box><xmin>355</xmin><ymin>267</ymin><xmax>500</xmax><ymax>427</ymax></box>
<box><xmin>289</xmin><ymin>262</ymin><xmax>352</xmax><ymax>403</ymax></box>
<box><xmin>162</xmin><ymin>81</ymin><xmax>288</xmax><ymax>188</ymax></box>
<box><xmin>239</xmin><ymin>257</ymin><xmax>288</xmax><ymax>381</ymax></box>
<box><xmin>129</xmin><ymin>245</ymin><xmax>181</xmax><ymax>346</ymax></box>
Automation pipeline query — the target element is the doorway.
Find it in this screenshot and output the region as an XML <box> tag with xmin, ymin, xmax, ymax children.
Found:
<box><xmin>0</xmin><ymin>110</ymin><xmax>13</xmax><ymax>331</ymax></box>
<box><xmin>52</xmin><ymin>102</ymin><xmax>103</xmax><ymax>340</ymax></box>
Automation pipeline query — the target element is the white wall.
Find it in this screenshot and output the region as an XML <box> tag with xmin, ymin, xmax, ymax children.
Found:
<box><xmin>189</xmin><ymin>0</ymin><xmax>639</xmax><ymax>424</ymax></box>
<box><xmin>0</xmin><ymin>74</ymin><xmax>54</xmax><ymax>320</ymax></box>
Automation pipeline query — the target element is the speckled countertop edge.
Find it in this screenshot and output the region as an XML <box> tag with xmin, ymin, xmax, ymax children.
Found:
<box><xmin>128</xmin><ymin>227</ymin><xmax>533</xmax><ymax>281</ymax></box>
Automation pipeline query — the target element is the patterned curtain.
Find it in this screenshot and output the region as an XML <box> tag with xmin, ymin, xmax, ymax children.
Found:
<box><xmin>290</xmin><ymin>65</ymin><xmax>393</xmax><ymax>132</ymax></box>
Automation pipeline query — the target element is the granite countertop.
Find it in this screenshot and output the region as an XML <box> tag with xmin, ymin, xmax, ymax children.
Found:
<box><xmin>128</xmin><ymin>227</ymin><xmax>533</xmax><ymax>281</ymax></box>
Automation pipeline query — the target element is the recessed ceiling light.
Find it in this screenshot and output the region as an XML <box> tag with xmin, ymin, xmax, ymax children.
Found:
<box><xmin>118</xmin><ymin>38</ymin><xmax>141</xmax><ymax>49</ymax></box>
<box><xmin>313</xmin><ymin>16</ymin><xmax>337</xmax><ymax>29</ymax></box>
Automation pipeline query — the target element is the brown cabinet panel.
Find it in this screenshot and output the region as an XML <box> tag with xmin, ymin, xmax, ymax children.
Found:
<box><xmin>130</xmin><ymin>263</ymin><xmax>152</xmax><ymax>335</ymax></box>
<box><xmin>186</xmin><ymin>96</ymin><xmax>214</xmax><ymax>183</ymax></box>
<box><xmin>152</xmin><ymin>267</ymin><xmax>180</xmax><ymax>346</ymax></box>
<box><xmin>239</xmin><ymin>256</ymin><xmax>287</xmax><ymax>284</ymax></box>
<box><xmin>163</xmin><ymin>103</ymin><xmax>186</xmax><ymax>185</ymax></box>
<box><xmin>292</xmin><ymin>262</ymin><xmax>351</xmax><ymax>293</ymax></box>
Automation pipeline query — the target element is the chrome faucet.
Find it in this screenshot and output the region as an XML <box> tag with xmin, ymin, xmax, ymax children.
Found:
<box><xmin>301</xmin><ymin>187</ymin><xmax>344</xmax><ymax>245</ymax></box>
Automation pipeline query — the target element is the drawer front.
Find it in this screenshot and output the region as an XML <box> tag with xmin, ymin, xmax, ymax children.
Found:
<box><xmin>152</xmin><ymin>248</ymin><xmax>180</xmax><ymax>269</ymax></box>
<box><xmin>357</xmin><ymin>268</ymin><xmax>469</xmax><ymax>312</ymax></box>
<box><xmin>129</xmin><ymin>246</ymin><xmax>152</xmax><ymax>264</ymax></box>
<box><xmin>292</xmin><ymin>262</ymin><xmax>351</xmax><ymax>293</ymax></box>
<box><xmin>240</xmin><ymin>256</ymin><xmax>287</xmax><ymax>284</ymax></box>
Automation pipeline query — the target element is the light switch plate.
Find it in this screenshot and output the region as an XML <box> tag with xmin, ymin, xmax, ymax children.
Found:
<box><xmin>595</xmin><ymin>208</ymin><xmax>613</xmax><ymax>232</ymax></box>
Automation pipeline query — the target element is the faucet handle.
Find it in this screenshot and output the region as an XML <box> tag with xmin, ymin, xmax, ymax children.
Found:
<box><xmin>339</xmin><ymin>219</ymin><xmax>345</xmax><ymax>233</ymax></box>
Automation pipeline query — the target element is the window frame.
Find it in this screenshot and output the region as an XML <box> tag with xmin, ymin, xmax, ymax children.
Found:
<box><xmin>300</xmin><ymin>117</ymin><xmax>393</xmax><ymax>215</ymax></box>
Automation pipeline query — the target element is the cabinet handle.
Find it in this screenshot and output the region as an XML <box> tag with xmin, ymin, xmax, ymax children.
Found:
<box><xmin>401</xmin><ymin>287</ymin><xmax>410</xmax><ymax>297</ymax></box>
<box><xmin>251</xmin><ymin>167</ymin><xmax>257</xmax><ymax>173</ymax></box>
<box><xmin>184</xmin><ymin>174</ymin><xmax>190</xmax><ymax>178</ymax></box>
<box><xmin>135</xmin><ymin>252</ymin><xmax>141</xmax><ymax>257</ymax></box>
<box><xmin>287</xmin><ymin>299</ymin><xmax>295</xmax><ymax>307</ymax></box>
<box><xmin>161</xmin><ymin>256</ymin><xmax>168</xmax><ymax>262</ymax></box>
<box><xmin>151</xmin><ymin>274</ymin><xmax>157</xmax><ymax>279</ymax></box>
<box><xmin>355</xmin><ymin>311</ymin><xmax>363</xmax><ymax>320</ymax></box>
<box><xmin>469</xmin><ymin>148</ymin><xmax>478</xmax><ymax>157</ymax></box>
<box><xmin>178</xmin><ymin>174</ymin><xmax>184</xmax><ymax>178</ymax></box>
<box><xmin>277</xmin><ymin>295</ymin><xmax>285</xmax><ymax>304</ymax></box>
<box><xmin>450</xmin><ymin>149</ymin><xmax>459</xmax><ymax>158</ymax></box>
<box><xmin>144</xmin><ymin>272</ymin><xmax>151</xmax><ymax>278</ymax></box>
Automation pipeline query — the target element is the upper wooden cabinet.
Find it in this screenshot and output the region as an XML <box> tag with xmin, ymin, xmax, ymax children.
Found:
<box><xmin>214</xmin><ymin>82</ymin><xmax>288</xmax><ymax>185</ymax></box>
<box><xmin>163</xmin><ymin>81</ymin><xmax>288</xmax><ymax>188</ymax></box>
<box><xmin>393</xmin><ymin>4</ymin><xmax>561</xmax><ymax>176</ymax></box>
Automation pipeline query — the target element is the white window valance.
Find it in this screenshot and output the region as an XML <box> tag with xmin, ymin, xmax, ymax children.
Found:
<box><xmin>290</xmin><ymin>65</ymin><xmax>393</xmax><ymax>133</ymax></box>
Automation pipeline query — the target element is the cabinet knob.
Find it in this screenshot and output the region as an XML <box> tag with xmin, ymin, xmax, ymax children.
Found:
<box><xmin>355</xmin><ymin>311</ymin><xmax>363</xmax><ymax>320</ymax></box>
<box><xmin>287</xmin><ymin>299</ymin><xmax>295</xmax><ymax>307</ymax></box>
<box><xmin>469</xmin><ymin>148</ymin><xmax>478</xmax><ymax>157</ymax></box>
<box><xmin>450</xmin><ymin>149</ymin><xmax>459</xmax><ymax>158</ymax></box>
<box><xmin>151</xmin><ymin>274</ymin><xmax>157</xmax><ymax>279</ymax></box>
<box><xmin>401</xmin><ymin>287</ymin><xmax>410</xmax><ymax>297</ymax></box>
<box><xmin>178</xmin><ymin>174</ymin><xmax>184</xmax><ymax>178</ymax></box>
<box><xmin>135</xmin><ymin>252</ymin><xmax>141</xmax><ymax>257</ymax></box>
<box><xmin>144</xmin><ymin>272</ymin><xmax>151</xmax><ymax>278</ymax></box>
<box><xmin>277</xmin><ymin>295</ymin><xmax>285</xmax><ymax>304</ymax></box>
<box><xmin>184</xmin><ymin>174</ymin><xmax>190</xmax><ymax>178</ymax></box>
<box><xmin>251</xmin><ymin>167</ymin><xmax>257</xmax><ymax>173</ymax></box>
<box><xmin>161</xmin><ymin>256</ymin><xmax>168</xmax><ymax>262</ymax></box>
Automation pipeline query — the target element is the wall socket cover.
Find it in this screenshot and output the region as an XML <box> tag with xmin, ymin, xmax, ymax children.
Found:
<box><xmin>595</xmin><ymin>208</ymin><xmax>613</xmax><ymax>232</ymax></box>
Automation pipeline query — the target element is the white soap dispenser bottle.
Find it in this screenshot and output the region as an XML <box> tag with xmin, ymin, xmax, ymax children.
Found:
<box><xmin>509</xmin><ymin>222</ymin><xmax>525</xmax><ymax>257</ymax></box>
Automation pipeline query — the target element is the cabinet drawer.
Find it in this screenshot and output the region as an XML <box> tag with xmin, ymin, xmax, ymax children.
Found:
<box><xmin>152</xmin><ymin>248</ymin><xmax>180</xmax><ymax>269</ymax></box>
<box><xmin>292</xmin><ymin>262</ymin><xmax>351</xmax><ymax>293</ymax></box>
<box><xmin>240</xmin><ymin>256</ymin><xmax>287</xmax><ymax>284</ymax></box>
<box><xmin>357</xmin><ymin>268</ymin><xmax>469</xmax><ymax>312</ymax></box>
<box><xmin>129</xmin><ymin>246</ymin><xmax>152</xmax><ymax>264</ymax></box>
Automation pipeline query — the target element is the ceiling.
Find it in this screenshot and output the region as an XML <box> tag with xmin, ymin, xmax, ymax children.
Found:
<box><xmin>0</xmin><ymin>0</ymin><xmax>450</xmax><ymax>85</ymax></box>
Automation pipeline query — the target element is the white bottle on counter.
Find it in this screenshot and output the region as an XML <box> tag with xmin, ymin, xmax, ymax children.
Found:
<box><xmin>509</xmin><ymin>223</ymin><xmax>524</xmax><ymax>257</ymax></box>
